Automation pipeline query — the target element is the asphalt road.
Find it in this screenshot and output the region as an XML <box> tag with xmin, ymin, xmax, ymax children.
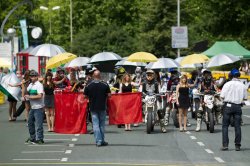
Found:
<box><xmin>0</xmin><ymin>101</ymin><xmax>250</xmax><ymax>166</ymax></box>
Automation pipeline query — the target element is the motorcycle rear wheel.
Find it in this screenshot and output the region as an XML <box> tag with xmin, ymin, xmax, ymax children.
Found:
<box><xmin>172</xmin><ymin>109</ymin><xmax>179</xmax><ymax>128</ymax></box>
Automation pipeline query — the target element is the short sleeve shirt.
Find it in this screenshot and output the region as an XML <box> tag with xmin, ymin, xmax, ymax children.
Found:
<box><xmin>84</xmin><ymin>80</ymin><xmax>111</xmax><ymax>111</ymax></box>
<box><xmin>27</xmin><ymin>81</ymin><xmax>44</xmax><ymax>109</ymax></box>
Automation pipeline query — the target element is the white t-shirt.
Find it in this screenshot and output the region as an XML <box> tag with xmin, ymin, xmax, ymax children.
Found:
<box><xmin>27</xmin><ymin>81</ymin><xmax>44</xmax><ymax>109</ymax></box>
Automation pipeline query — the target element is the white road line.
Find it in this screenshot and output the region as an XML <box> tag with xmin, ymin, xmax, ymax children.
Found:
<box><xmin>65</xmin><ymin>150</ymin><xmax>72</xmax><ymax>154</ymax></box>
<box><xmin>75</xmin><ymin>134</ymin><xmax>80</xmax><ymax>136</ymax></box>
<box><xmin>69</xmin><ymin>144</ymin><xmax>75</xmax><ymax>147</ymax></box>
<box><xmin>214</xmin><ymin>157</ymin><xmax>225</xmax><ymax>163</ymax></box>
<box><xmin>28</xmin><ymin>144</ymin><xmax>65</xmax><ymax>147</ymax></box>
<box><xmin>44</xmin><ymin>138</ymin><xmax>71</xmax><ymax>141</ymax></box>
<box><xmin>22</xmin><ymin>151</ymin><xmax>64</xmax><ymax>153</ymax></box>
<box><xmin>185</xmin><ymin>131</ymin><xmax>191</xmax><ymax>134</ymax></box>
<box><xmin>197</xmin><ymin>142</ymin><xmax>205</xmax><ymax>146</ymax></box>
<box><xmin>190</xmin><ymin>136</ymin><xmax>197</xmax><ymax>140</ymax></box>
<box><xmin>13</xmin><ymin>159</ymin><xmax>60</xmax><ymax>161</ymax></box>
<box><xmin>243</xmin><ymin>115</ymin><xmax>250</xmax><ymax>118</ymax></box>
<box><xmin>44</xmin><ymin>134</ymin><xmax>74</xmax><ymax>136</ymax></box>
<box><xmin>205</xmin><ymin>149</ymin><xmax>214</xmax><ymax>154</ymax></box>
<box><xmin>61</xmin><ymin>158</ymin><xmax>68</xmax><ymax>162</ymax></box>
<box><xmin>72</xmin><ymin>138</ymin><xmax>78</xmax><ymax>142</ymax></box>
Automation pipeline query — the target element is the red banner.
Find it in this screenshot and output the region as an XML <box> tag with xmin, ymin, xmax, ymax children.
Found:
<box><xmin>54</xmin><ymin>92</ymin><xmax>87</xmax><ymax>134</ymax></box>
<box><xmin>108</xmin><ymin>92</ymin><xmax>143</xmax><ymax>125</ymax></box>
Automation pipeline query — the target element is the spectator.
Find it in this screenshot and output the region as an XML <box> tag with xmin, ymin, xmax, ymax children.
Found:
<box><xmin>220</xmin><ymin>69</ymin><xmax>247</xmax><ymax>151</ymax></box>
<box><xmin>84</xmin><ymin>70</ymin><xmax>111</xmax><ymax>147</ymax></box>
<box><xmin>43</xmin><ymin>71</ymin><xmax>55</xmax><ymax>132</ymax></box>
<box><xmin>119</xmin><ymin>73</ymin><xmax>134</xmax><ymax>131</ymax></box>
<box><xmin>25</xmin><ymin>70</ymin><xmax>45</xmax><ymax>144</ymax></box>
<box><xmin>53</xmin><ymin>67</ymin><xmax>70</xmax><ymax>89</ymax></box>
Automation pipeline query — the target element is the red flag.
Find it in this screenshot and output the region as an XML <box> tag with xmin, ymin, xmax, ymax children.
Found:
<box><xmin>108</xmin><ymin>92</ymin><xmax>143</xmax><ymax>125</ymax></box>
<box><xmin>54</xmin><ymin>92</ymin><xmax>87</xmax><ymax>134</ymax></box>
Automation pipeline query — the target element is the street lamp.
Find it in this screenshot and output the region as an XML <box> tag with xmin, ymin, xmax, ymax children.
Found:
<box><xmin>7</xmin><ymin>28</ymin><xmax>16</xmax><ymax>71</ymax></box>
<box><xmin>40</xmin><ymin>5</ymin><xmax>60</xmax><ymax>43</ymax></box>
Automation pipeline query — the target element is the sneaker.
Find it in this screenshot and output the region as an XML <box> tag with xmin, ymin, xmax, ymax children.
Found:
<box><xmin>25</xmin><ymin>138</ymin><xmax>36</xmax><ymax>144</ymax></box>
<box><xmin>35</xmin><ymin>140</ymin><xmax>45</xmax><ymax>144</ymax></box>
<box><xmin>235</xmin><ymin>146</ymin><xmax>241</xmax><ymax>151</ymax></box>
<box><xmin>101</xmin><ymin>141</ymin><xmax>108</xmax><ymax>146</ymax></box>
<box><xmin>220</xmin><ymin>146</ymin><xmax>228</xmax><ymax>151</ymax></box>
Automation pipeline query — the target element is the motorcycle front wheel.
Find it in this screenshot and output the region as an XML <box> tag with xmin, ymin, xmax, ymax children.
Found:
<box><xmin>146</xmin><ymin>108</ymin><xmax>154</xmax><ymax>134</ymax></box>
<box><xmin>209</xmin><ymin>111</ymin><xmax>215</xmax><ymax>133</ymax></box>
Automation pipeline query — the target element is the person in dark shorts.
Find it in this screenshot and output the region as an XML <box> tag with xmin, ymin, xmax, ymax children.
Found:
<box><xmin>43</xmin><ymin>71</ymin><xmax>55</xmax><ymax>132</ymax></box>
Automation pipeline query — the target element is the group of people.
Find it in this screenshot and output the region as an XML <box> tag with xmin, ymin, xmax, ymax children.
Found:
<box><xmin>0</xmin><ymin>65</ymin><xmax>248</xmax><ymax>151</ymax></box>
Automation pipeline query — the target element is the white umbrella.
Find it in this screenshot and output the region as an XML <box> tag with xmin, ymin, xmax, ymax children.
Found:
<box><xmin>175</xmin><ymin>57</ymin><xmax>202</xmax><ymax>68</ymax></box>
<box><xmin>64</xmin><ymin>57</ymin><xmax>90</xmax><ymax>68</ymax></box>
<box><xmin>115</xmin><ymin>57</ymin><xmax>146</xmax><ymax>67</ymax></box>
<box><xmin>30</xmin><ymin>44</ymin><xmax>66</xmax><ymax>57</ymax></box>
<box><xmin>207</xmin><ymin>53</ymin><xmax>240</xmax><ymax>68</ymax></box>
<box><xmin>146</xmin><ymin>58</ymin><xmax>180</xmax><ymax>69</ymax></box>
<box><xmin>89</xmin><ymin>52</ymin><xmax>122</xmax><ymax>63</ymax></box>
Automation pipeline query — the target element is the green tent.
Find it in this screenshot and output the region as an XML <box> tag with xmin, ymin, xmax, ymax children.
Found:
<box><xmin>202</xmin><ymin>41</ymin><xmax>250</xmax><ymax>59</ymax></box>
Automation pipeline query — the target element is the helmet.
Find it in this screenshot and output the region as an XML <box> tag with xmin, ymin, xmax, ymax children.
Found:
<box><xmin>135</xmin><ymin>67</ymin><xmax>142</xmax><ymax>74</ymax></box>
<box><xmin>169</xmin><ymin>68</ymin><xmax>178</xmax><ymax>74</ymax></box>
<box><xmin>114</xmin><ymin>66</ymin><xmax>126</xmax><ymax>76</ymax></box>
<box><xmin>85</xmin><ymin>64</ymin><xmax>93</xmax><ymax>75</ymax></box>
<box><xmin>230</xmin><ymin>68</ymin><xmax>241</xmax><ymax>77</ymax></box>
<box><xmin>29</xmin><ymin>70</ymin><xmax>38</xmax><ymax>76</ymax></box>
<box><xmin>201</xmin><ymin>69</ymin><xmax>211</xmax><ymax>75</ymax></box>
<box><xmin>56</xmin><ymin>67</ymin><xmax>65</xmax><ymax>73</ymax></box>
<box><xmin>146</xmin><ymin>69</ymin><xmax>155</xmax><ymax>75</ymax></box>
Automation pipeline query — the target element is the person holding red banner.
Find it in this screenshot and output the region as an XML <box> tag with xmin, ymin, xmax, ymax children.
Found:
<box><xmin>84</xmin><ymin>70</ymin><xmax>111</xmax><ymax>147</ymax></box>
<box><xmin>53</xmin><ymin>67</ymin><xmax>70</xmax><ymax>89</ymax></box>
<box><xmin>119</xmin><ymin>73</ymin><xmax>135</xmax><ymax>131</ymax></box>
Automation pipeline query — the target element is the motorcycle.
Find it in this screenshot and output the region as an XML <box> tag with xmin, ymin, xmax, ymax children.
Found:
<box><xmin>143</xmin><ymin>93</ymin><xmax>166</xmax><ymax>134</ymax></box>
<box><xmin>191</xmin><ymin>88</ymin><xmax>201</xmax><ymax>119</ymax></box>
<box><xmin>194</xmin><ymin>91</ymin><xmax>220</xmax><ymax>133</ymax></box>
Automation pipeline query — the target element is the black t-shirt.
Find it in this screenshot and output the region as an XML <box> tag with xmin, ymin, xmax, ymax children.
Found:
<box><xmin>84</xmin><ymin>80</ymin><xmax>111</xmax><ymax>111</ymax></box>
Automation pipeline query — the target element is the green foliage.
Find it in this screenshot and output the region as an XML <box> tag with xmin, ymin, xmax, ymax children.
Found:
<box><xmin>1</xmin><ymin>0</ymin><xmax>250</xmax><ymax>63</ymax></box>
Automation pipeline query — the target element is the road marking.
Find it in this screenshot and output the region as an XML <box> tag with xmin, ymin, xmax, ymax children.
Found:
<box><xmin>72</xmin><ymin>138</ymin><xmax>78</xmax><ymax>142</ymax></box>
<box><xmin>190</xmin><ymin>136</ymin><xmax>197</xmax><ymax>140</ymax></box>
<box><xmin>61</xmin><ymin>158</ymin><xmax>68</xmax><ymax>162</ymax></box>
<box><xmin>65</xmin><ymin>150</ymin><xmax>72</xmax><ymax>154</ymax></box>
<box><xmin>21</xmin><ymin>151</ymin><xmax>64</xmax><ymax>153</ymax></box>
<box><xmin>214</xmin><ymin>157</ymin><xmax>225</xmax><ymax>163</ymax></box>
<box><xmin>44</xmin><ymin>138</ymin><xmax>71</xmax><ymax>141</ymax></box>
<box><xmin>197</xmin><ymin>142</ymin><xmax>205</xmax><ymax>146</ymax></box>
<box><xmin>75</xmin><ymin>134</ymin><xmax>80</xmax><ymax>136</ymax></box>
<box><xmin>243</xmin><ymin>115</ymin><xmax>250</xmax><ymax>118</ymax></box>
<box><xmin>185</xmin><ymin>131</ymin><xmax>191</xmax><ymax>134</ymax></box>
<box><xmin>13</xmin><ymin>159</ymin><xmax>60</xmax><ymax>161</ymax></box>
<box><xmin>69</xmin><ymin>144</ymin><xmax>75</xmax><ymax>147</ymax></box>
<box><xmin>205</xmin><ymin>149</ymin><xmax>214</xmax><ymax>154</ymax></box>
<box><xmin>28</xmin><ymin>144</ymin><xmax>65</xmax><ymax>147</ymax></box>
<box><xmin>44</xmin><ymin>134</ymin><xmax>74</xmax><ymax>136</ymax></box>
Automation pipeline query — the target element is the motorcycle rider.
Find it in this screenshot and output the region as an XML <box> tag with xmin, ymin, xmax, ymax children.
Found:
<box><xmin>188</xmin><ymin>70</ymin><xmax>201</xmax><ymax>118</ymax></box>
<box><xmin>141</xmin><ymin>70</ymin><xmax>167</xmax><ymax>133</ymax></box>
<box><xmin>195</xmin><ymin>69</ymin><xmax>218</xmax><ymax>131</ymax></box>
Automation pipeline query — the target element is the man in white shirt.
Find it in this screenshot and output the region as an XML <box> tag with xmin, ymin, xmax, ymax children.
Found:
<box><xmin>24</xmin><ymin>70</ymin><xmax>45</xmax><ymax>145</ymax></box>
<box><xmin>220</xmin><ymin>69</ymin><xmax>247</xmax><ymax>151</ymax></box>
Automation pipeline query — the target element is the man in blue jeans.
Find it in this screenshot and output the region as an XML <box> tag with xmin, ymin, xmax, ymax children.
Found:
<box><xmin>24</xmin><ymin>70</ymin><xmax>45</xmax><ymax>144</ymax></box>
<box><xmin>84</xmin><ymin>70</ymin><xmax>111</xmax><ymax>147</ymax></box>
<box><xmin>220</xmin><ymin>69</ymin><xmax>247</xmax><ymax>151</ymax></box>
